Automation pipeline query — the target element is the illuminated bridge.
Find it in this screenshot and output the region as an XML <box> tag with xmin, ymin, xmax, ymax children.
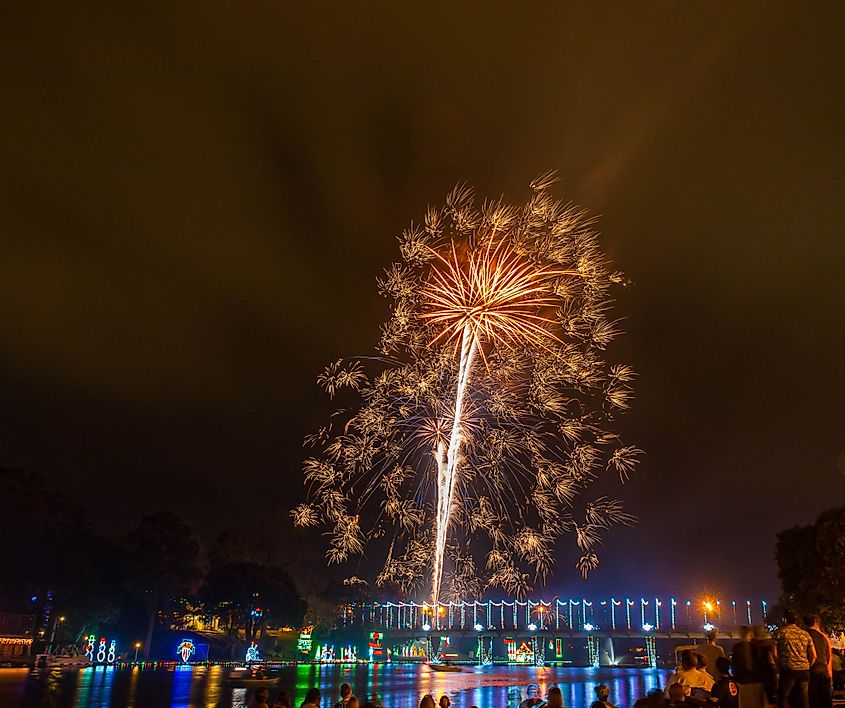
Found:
<box><xmin>328</xmin><ymin>597</ymin><xmax>771</xmax><ymax>667</ymax></box>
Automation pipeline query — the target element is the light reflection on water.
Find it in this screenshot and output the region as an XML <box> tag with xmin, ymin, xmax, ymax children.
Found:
<box><xmin>0</xmin><ymin>664</ymin><xmax>670</xmax><ymax>708</ymax></box>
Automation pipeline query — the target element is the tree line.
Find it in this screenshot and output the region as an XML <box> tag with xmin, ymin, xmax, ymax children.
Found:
<box><xmin>0</xmin><ymin>468</ymin><xmax>358</xmax><ymax>658</ymax></box>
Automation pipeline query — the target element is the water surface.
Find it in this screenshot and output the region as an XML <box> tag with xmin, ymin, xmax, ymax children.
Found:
<box><xmin>0</xmin><ymin>664</ymin><xmax>670</xmax><ymax>708</ymax></box>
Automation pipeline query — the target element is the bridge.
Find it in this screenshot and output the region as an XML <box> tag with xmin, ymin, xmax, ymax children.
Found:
<box><xmin>328</xmin><ymin>597</ymin><xmax>770</xmax><ymax>667</ymax></box>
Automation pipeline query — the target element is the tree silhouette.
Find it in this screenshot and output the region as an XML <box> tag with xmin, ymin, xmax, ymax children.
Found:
<box><xmin>125</xmin><ymin>511</ymin><xmax>203</xmax><ymax>658</ymax></box>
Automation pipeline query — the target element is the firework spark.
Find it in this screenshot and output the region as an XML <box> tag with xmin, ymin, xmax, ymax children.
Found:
<box><xmin>295</xmin><ymin>174</ymin><xmax>640</xmax><ymax>603</ymax></box>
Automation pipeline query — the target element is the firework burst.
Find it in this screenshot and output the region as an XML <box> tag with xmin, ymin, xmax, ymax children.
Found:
<box><xmin>295</xmin><ymin>174</ymin><xmax>641</xmax><ymax>602</ymax></box>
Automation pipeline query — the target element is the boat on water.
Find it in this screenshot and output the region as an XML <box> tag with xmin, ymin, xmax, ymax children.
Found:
<box><xmin>429</xmin><ymin>663</ymin><xmax>462</xmax><ymax>672</ymax></box>
<box><xmin>228</xmin><ymin>667</ymin><xmax>281</xmax><ymax>686</ymax></box>
<box><xmin>229</xmin><ymin>677</ymin><xmax>281</xmax><ymax>687</ymax></box>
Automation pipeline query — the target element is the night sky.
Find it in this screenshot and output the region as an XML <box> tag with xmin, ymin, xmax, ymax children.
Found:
<box><xmin>3</xmin><ymin>3</ymin><xmax>844</xmax><ymax>600</ymax></box>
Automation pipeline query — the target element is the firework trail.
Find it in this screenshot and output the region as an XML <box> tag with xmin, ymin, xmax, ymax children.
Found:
<box><xmin>295</xmin><ymin>173</ymin><xmax>641</xmax><ymax>603</ymax></box>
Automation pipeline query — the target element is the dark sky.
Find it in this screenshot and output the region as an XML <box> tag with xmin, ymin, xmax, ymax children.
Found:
<box><xmin>3</xmin><ymin>3</ymin><xmax>844</xmax><ymax>601</ymax></box>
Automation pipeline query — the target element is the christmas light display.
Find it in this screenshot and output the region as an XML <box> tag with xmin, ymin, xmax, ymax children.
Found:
<box><xmin>514</xmin><ymin>641</ymin><xmax>534</xmax><ymax>664</ymax></box>
<box><xmin>296</xmin><ymin>176</ymin><xmax>640</xmax><ymax>603</ymax></box>
<box><xmin>644</xmin><ymin>636</ymin><xmax>657</xmax><ymax>668</ymax></box>
<box><xmin>84</xmin><ymin>635</ymin><xmax>95</xmax><ymax>662</ymax></box>
<box><xmin>245</xmin><ymin>642</ymin><xmax>260</xmax><ymax>663</ymax></box>
<box><xmin>297</xmin><ymin>626</ymin><xmax>313</xmax><ymax>656</ymax></box>
<box><xmin>96</xmin><ymin>638</ymin><xmax>106</xmax><ymax>663</ymax></box>
<box><xmin>505</xmin><ymin>637</ymin><xmax>517</xmax><ymax>662</ymax></box>
<box><xmin>587</xmin><ymin>636</ymin><xmax>600</xmax><ymax>667</ymax></box>
<box><xmin>177</xmin><ymin>639</ymin><xmax>195</xmax><ymax>664</ymax></box>
<box><xmin>107</xmin><ymin>640</ymin><xmax>116</xmax><ymax>664</ymax></box>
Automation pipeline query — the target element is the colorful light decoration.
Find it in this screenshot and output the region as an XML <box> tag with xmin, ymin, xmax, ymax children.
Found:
<box><xmin>297</xmin><ymin>626</ymin><xmax>313</xmax><ymax>656</ymax></box>
<box><xmin>177</xmin><ymin>639</ymin><xmax>195</xmax><ymax>664</ymax></box>
<box><xmin>96</xmin><ymin>638</ymin><xmax>107</xmax><ymax>663</ymax></box>
<box><xmin>340</xmin><ymin>596</ymin><xmax>770</xmax><ymax>634</ymax></box>
<box><xmin>245</xmin><ymin>642</ymin><xmax>260</xmax><ymax>663</ymax></box>
<box><xmin>84</xmin><ymin>635</ymin><xmax>95</xmax><ymax>662</ymax></box>
<box><xmin>645</xmin><ymin>636</ymin><xmax>658</xmax><ymax>668</ymax></box>
<box><xmin>587</xmin><ymin>636</ymin><xmax>601</xmax><ymax>667</ymax></box>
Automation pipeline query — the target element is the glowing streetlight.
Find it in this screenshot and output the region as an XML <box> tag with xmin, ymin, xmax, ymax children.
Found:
<box><xmin>134</xmin><ymin>642</ymin><xmax>142</xmax><ymax>663</ymax></box>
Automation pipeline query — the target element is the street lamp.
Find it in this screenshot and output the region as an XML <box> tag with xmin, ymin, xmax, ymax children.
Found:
<box><xmin>134</xmin><ymin>642</ymin><xmax>142</xmax><ymax>663</ymax></box>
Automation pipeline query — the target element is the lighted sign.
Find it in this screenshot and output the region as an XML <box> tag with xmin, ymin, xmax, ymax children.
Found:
<box><xmin>297</xmin><ymin>626</ymin><xmax>314</xmax><ymax>656</ymax></box>
<box><xmin>246</xmin><ymin>642</ymin><xmax>260</xmax><ymax>663</ymax></box>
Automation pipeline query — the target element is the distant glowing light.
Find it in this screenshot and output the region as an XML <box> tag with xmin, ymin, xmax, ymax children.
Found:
<box><xmin>422</xmin><ymin>623</ymin><xmax>431</xmax><ymax>632</ymax></box>
<box><xmin>583</xmin><ymin>623</ymin><xmax>595</xmax><ymax>632</ymax></box>
<box><xmin>642</xmin><ymin>623</ymin><xmax>654</xmax><ymax>632</ymax></box>
<box><xmin>527</xmin><ymin>623</ymin><xmax>537</xmax><ymax>632</ymax></box>
<box><xmin>474</xmin><ymin>623</ymin><xmax>484</xmax><ymax>632</ymax></box>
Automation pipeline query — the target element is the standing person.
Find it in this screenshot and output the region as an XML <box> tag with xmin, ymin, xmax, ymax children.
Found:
<box><xmin>699</xmin><ymin>630</ymin><xmax>727</xmax><ymax>680</ymax></box>
<box><xmin>592</xmin><ymin>684</ymin><xmax>618</xmax><ymax>708</ymax></box>
<box><xmin>752</xmin><ymin>626</ymin><xmax>778</xmax><ymax>706</ymax></box>
<box><xmin>419</xmin><ymin>697</ymin><xmax>436</xmax><ymax>708</ymax></box>
<box><xmin>710</xmin><ymin>657</ymin><xmax>740</xmax><ymax>708</ymax></box>
<box><xmin>831</xmin><ymin>649</ymin><xmax>844</xmax><ymax>691</ymax></box>
<box><xmin>546</xmin><ymin>686</ymin><xmax>564</xmax><ymax>708</ymax></box>
<box><xmin>804</xmin><ymin>615</ymin><xmax>833</xmax><ymax>708</ymax></box>
<box><xmin>733</xmin><ymin>626</ymin><xmax>770</xmax><ymax>708</ymax></box>
<box><xmin>334</xmin><ymin>684</ymin><xmax>353</xmax><ymax>708</ymax></box>
<box><xmin>774</xmin><ymin>609</ymin><xmax>816</xmax><ymax>708</ymax></box>
<box><xmin>301</xmin><ymin>688</ymin><xmax>322</xmax><ymax>708</ymax></box>
<box><xmin>438</xmin><ymin>695</ymin><xmax>451</xmax><ymax>708</ymax></box>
